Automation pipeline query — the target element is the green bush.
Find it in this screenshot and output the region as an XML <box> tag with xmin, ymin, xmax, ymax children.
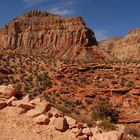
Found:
<box><xmin>37</xmin><ymin>73</ymin><xmax>53</xmax><ymax>87</ymax></box>
<box><xmin>98</xmin><ymin>119</ymin><xmax>117</xmax><ymax>131</ymax></box>
<box><xmin>91</xmin><ymin>97</ymin><xmax>119</xmax><ymax>123</ymax></box>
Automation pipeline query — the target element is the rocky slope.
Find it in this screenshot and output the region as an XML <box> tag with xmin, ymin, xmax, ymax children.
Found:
<box><xmin>0</xmin><ymin>55</ymin><xmax>140</xmax><ymax>128</ymax></box>
<box><xmin>0</xmin><ymin>85</ymin><xmax>135</xmax><ymax>140</ymax></box>
<box><xmin>0</xmin><ymin>10</ymin><xmax>114</xmax><ymax>62</ymax></box>
<box><xmin>99</xmin><ymin>28</ymin><xmax>140</xmax><ymax>61</ymax></box>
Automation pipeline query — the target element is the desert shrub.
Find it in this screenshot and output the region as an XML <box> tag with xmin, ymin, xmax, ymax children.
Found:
<box><xmin>98</xmin><ymin>119</ymin><xmax>117</xmax><ymax>131</ymax></box>
<box><xmin>44</xmin><ymin>94</ymin><xmax>52</xmax><ymax>102</ymax></box>
<box><xmin>37</xmin><ymin>73</ymin><xmax>53</xmax><ymax>87</ymax></box>
<box><xmin>75</xmin><ymin>99</ymin><xmax>82</xmax><ymax>105</ymax></box>
<box><xmin>80</xmin><ymin>77</ymin><xmax>88</xmax><ymax>83</ymax></box>
<box><xmin>15</xmin><ymin>83</ymin><xmax>22</xmax><ymax>91</ymax></box>
<box><xmin>121</xmin><ymin>69</ymin><xmax>129</xmax><ymax>75</ymax></box>
<box><xmin>81</xmin><ymin>117</ymin><xmax>96</xmax><ymax>127</ymax></box>
<box><xmin>74</xmin><ymin>109</ymin><xmax>80</xmax><ymax>115</ymax></box>
<box><xmin>104</xmin><ymin>74</ymin><xmax>114</xmax><ymax>79</ymax></box>
<box><xmin>64</xmin><ymin>99</ymin><xmax>76</xmax><ymax>107</ymax></box>
<box><xmin>125</xmin><ymin>81</ymin><xmax>135</xmax><ymax>87</ymax></box>
<box><xmin>111</xmin><ymin>80</ymin><xmax>118</xmax><ymax>85</ymax></box>
<box><xmin>124</xmin><ymin>126</ymin><xmax>140</xmax><ymax>138</ymax></box>
<box><xmin>36</xmin><ymin>87</ymin><xmax>44</xmax><ymax>93</ymax></box>
<box><xmin>91</xmin><ymin>97</ymin><xmax>119</xmax><ymax>123</ymax></box>
<box><xmin>84</xmin><ymin>97</ymin><xmax>93</xmax><ymax>105</ymax></box>
<box><xmin>55</xmin><ymin>104</ymin><xmax>71</xmax><ymax>114</ymax></box>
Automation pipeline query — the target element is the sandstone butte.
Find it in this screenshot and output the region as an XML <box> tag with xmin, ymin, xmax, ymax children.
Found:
<box><xmin>0</xmin><ymin>10</ymin><xmax>114</xmax><ymax>62</ymax></box>
<box><xmin>1</xmin><ymin>10</ymin><xmax>140</xmax><ymax>62</ymax></box>
<box><xmin>99</xmin><ymin>28</ymin><xmax>140</xmax><ymax>61</ymax></box>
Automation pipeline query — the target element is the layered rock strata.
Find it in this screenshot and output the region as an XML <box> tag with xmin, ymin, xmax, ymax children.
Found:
<box><xmin>99</xmin><ymin>28</ymin><xmax>140</xmax><ymax>61</ymax></box>
<box><xmin>0</xmin><ymin>10</ymin><xmax>115</xmax><ymax>62</ymax></box>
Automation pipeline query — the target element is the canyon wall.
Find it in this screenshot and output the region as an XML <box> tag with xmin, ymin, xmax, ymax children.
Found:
<box><xmin>0</xmin><ymin>10</ymin><xmax>114</xmax><ymax>62</ymax></box>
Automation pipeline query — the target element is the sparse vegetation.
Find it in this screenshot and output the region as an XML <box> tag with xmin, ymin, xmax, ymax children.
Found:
<box><xmin>0</xmin><ymin>55</ymin><xmax>140</xmax><ymax>130</ymax></box>
<box><xmin>91</xmin><ymin>97</ymin><xmax>119</xmax><ymax>123</ymax></box>
<box><xmin>55</xmin><ymin>104</ymin><xmax>71</xmax><ymax>114</ymax></box>
<box><xmin>0</xmin><ymin>55</ymin><xmax>53</xmax><ymax>95</ymax></box>
<box><xmin>98</xmin><ymin>119</ymin><xmax>117</xmax><ymax>131</ymax></box>
<box><xmin>124</xmin><ymin>126</ymin><xmax>140</xmax><ymax>138</ymax></box>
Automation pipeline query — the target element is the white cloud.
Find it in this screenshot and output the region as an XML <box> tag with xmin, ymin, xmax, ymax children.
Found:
<box><xmin>94</xmin><ymin>30</ymin><xmax>109</xmax><ymax>41</ymax></box>
<box><xmin>23</xmin><ymin>0</ymin><xmax>76</xmax><ymax>16</ymax></box>
<box><xmin>23</xmin><ymin>0</ymin><xmax>75</xmax><ymax>8</ymax></box>
<box><xmin>23</xmin><ymin>0</ymin><xmax>45</xmax><ymax>5</ymax></box>
<box><xmin>23</xmin><ymin>0</ymin><xmax>75</xmax><ymax>15</ymax></box>
<box><xmin>48</xmin><ymin>1</ymin><xmax>76</xmax><ymax>15</ymax></box>
<box><xmin>50</xmin><ymin>8</ymin><xmax>73</xmax><ymax>15</ymax></box>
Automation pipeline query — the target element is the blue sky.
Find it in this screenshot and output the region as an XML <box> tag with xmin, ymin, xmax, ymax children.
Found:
<box><xmin>0</xmin><ymin>0</ymin><xmax>140</xmax><ymax>40</ymax></box>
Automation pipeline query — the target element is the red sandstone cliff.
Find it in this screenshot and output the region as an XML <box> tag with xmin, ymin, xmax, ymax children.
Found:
<box><xmin>0</xmin><ymin>10</ymin><xmax>114</xmax><ymax>62</ymax></box>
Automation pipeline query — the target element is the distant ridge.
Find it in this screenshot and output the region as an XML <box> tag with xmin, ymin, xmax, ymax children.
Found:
<box><xmin>99</xmin><ymin>28</ymin><xmax>140</xmax><ymax>61</ymax></box>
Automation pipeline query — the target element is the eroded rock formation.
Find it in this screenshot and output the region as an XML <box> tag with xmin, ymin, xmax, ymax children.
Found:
<box><xmin>0</xmin><ymin>10</ymin><xmax>114</xmax><ymax>62</ymax></box>
<box><xmin>99</xmin><ymin>28</ymin><xmax>140</xmax><ymax>61</ymax></box>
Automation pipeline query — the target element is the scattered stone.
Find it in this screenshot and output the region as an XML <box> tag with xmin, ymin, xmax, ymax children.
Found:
<box><xmin>26</xmin><ymin>101</ymin><xmax>51</xmax><ymax>117</ymax></box>
<box><xmin>12</xmin><ymin>100</ymin><xmax>22</xmax><ymax>107</ymax></box>
<box><xmin>71</xmin><ymin>128</ymin><xmax>83</xmax><ymax>139</ymax></box>
<box><xmin>76</xmin><ymin>122</ymin><xmax>84</xmax><ymax>129</ymax></box>
<box><xmin>51</xmin><ymin>107</ymin><xmax>63</xmax><ymax>118</ymax></box>
<box><xmin>0</xmin><ymin>84</ymin><xmax>16</xmax><ymax>100</ymax></box>
<box><xmin>77</xmin><ymin>134</ymin><xmax>88</xmax><ymax>140</ymax></box>
<box><xmin>75</xmin><ymin>130</ymin><xmax>83</xmax><ymax>138</ymax></box>
<box><xmin>54</xmin><ymin>117</ymin><xmax>69</xmax><ymax>132</ymax></box>
<box><xmin>90</xmin><ymin>126</ymin><xmax>102</xmax><ymax>136</ymax></box>
<box><xmin>71</xmin><ymin>128</ymin><xmax>80</xmax><ymax>133</ymax></box>
<box><xmin>82</xmin><ymin>128</ymin><xmax>92</xmax><ymax>136</ymax></box>
<box><xmin>65</xmin><ymin>116</ymin><xmax>77</xmax><ymax>129</ymax></box>
<box><xmin>46</xmin><ymin>110</ymin><xmax>53</xmax><ymax>118</ymax></box>
<box><xmin>34</xmin><ymin>114</ymin><xmax>50</xmax><ymax>125</ymax></box>
<box><xmin>91</xmin><ymin>131</ymin><xmax>123</xmax><ymax>140</ymax></box>
<box><xmin>26</xmin><ymin>109</ymin><xmax>42</xmax><ymax>117</ymax></box>
<box><xmin>29</xmin><ymin>97</ymin><xmax>41</xmax><ymax>106</ymax></box>
<box><xmin>6</xmin><ymin>96</ymin><xmax>16</xmax><ymax>106</ymax></box>
<box><xmin>36</xmin><ymin>101</ymin><xmax>51</xmax><ymax>113</ymax></box>
<box><xmin>49</xmin><ymin>116</ymin><xmax>57</xmax><ymax>125</ymax></box>
<box><xmin>18</xmin><ymin>103</ymin><xmax>34</xmax><ymax>110</ymax></box>
<box><xmin>21</xmin><ymin>94</ymin><xmax>33</xmax><ymax>103</ymax></box>
<box><xmin>0</xmin><ymin>88</ymin><xmax>135</xmax><ymax>140</ymax></box>
<box><xmin>83</xmin><ymin>123</ymin><xmax>88</xmax><ymax>128</ymax></box>
<box><xmin>19</xmin><ymin>108</ymin><xmax>28</xmax><ymax>114</ymax></box>
<box><xmin>0</xmin><ymin>100</ymin><xmax>7</xmax><ymax>109</ymax></box>
<box><xmin>12</xmin><ymin>100</ymin><xmax>34</xmax><ymax>110</ymax></box>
